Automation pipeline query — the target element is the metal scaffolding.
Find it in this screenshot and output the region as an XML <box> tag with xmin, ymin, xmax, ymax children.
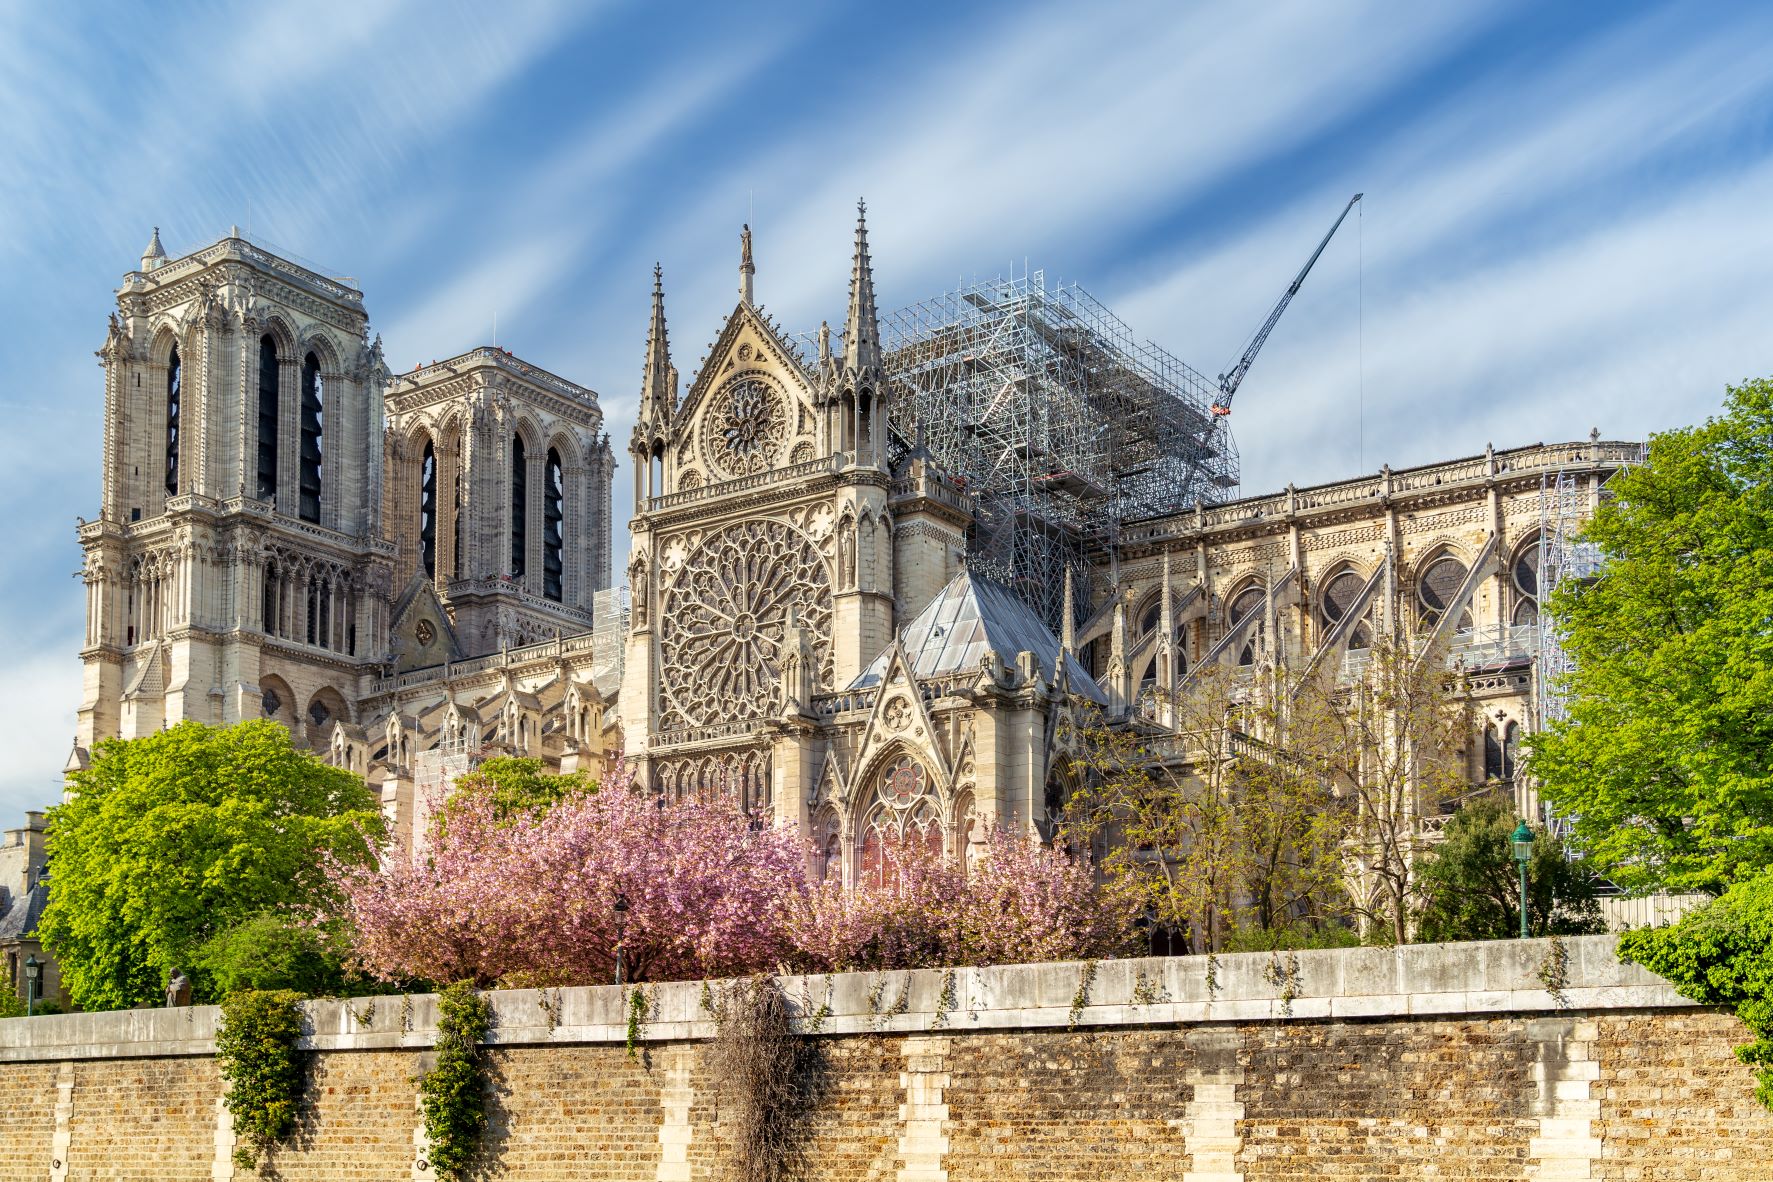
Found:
<box><xmin>1531</xmin><ymin>465</ymin><xmax>1605</xmax><ymax>837</ymax></box>
<box><xmin>880</xmin><ymin>271</ymin><xmax>1238</xmax><ymax>631</ymax></box>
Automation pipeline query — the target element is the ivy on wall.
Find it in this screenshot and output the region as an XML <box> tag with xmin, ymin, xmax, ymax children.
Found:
<box><xmin>417</xmin><ymin>982</ymin><xmax>493</xmax><ymax>1182</ymax></box>
<box><xmin>215</xmin><ymin>989</ymin><xmax>307</xmax><ymax>1171</ymax></box>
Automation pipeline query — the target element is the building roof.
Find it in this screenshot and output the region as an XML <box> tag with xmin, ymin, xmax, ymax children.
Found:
<box><xmin>0</xmin><ymin>882</ymin><xmax>47</xmax><ymax>941</ymax></box>
<box><xmin>852</xmin><ymin>569</ymin><xmax>1106</xmax><ymax>702</ymax></box>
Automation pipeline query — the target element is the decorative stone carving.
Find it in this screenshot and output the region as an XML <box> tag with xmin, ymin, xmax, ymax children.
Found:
<box><xmin>704</xmin><ymin>375</ymin><xmax>786</xmax><ymax>479</ymax></box>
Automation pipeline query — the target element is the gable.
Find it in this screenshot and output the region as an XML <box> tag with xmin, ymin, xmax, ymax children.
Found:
<box><xmin>388</xmin><ymin>573</ymin><xmax>463</xmax><ymax>672</ymax></box>
<box><xmin>671</xmin><ymin>303</ymin><xmax>820</xmax><ymax>489</ymax></box>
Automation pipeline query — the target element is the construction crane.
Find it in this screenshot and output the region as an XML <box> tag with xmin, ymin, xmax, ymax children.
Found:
<box><xmin>1212</xmin><ymin>192</ymin><xmax>1363</xmax><ymax>416</ymax></box>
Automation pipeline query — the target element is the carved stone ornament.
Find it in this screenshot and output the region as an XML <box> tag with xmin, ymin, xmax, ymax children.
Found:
<box><xmin>704</xmin><ymin>375</ymin><xmax>787</xmax><ymax>479</ymax></box>
<box><xmin>658</xmin><ymin>518</ymin><xmax>833</xmax><ymax>728</ymax></box>
<box><xmin>884</xmin><ymin>697</ymin><xmax>911</xmax><ymax>732</ymax></box>
<box><xmin>414</xmin><ymin>619</ymin><xmax>435</xmax><ymax>646</ymax></box>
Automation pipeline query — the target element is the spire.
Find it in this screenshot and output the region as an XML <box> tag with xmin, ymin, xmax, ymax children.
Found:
<box><xmin>140</xmin><ymin>226</ymin><xmax>166</xmax><ymax>272</ymax></box>
<box><xmin>640</xmin><ymin>264</ymin><xmax>674</xmax><ymax>423</ymax></box>
<box><xmin>739</xmin><ymin>223</ymin><xmax>755</xmax><ymax>305</ymax></box>
<box><xmin>843</xmin><ymin>200</ymin><xmax>882</xmax><ymax>376</ymax></box>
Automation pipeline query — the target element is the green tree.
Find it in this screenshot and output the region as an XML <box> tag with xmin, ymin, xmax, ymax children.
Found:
<box><xmin>1528</xmin><ymin>379</ymin><xmax>1773</xmax><ymax>895</ymax></box>
<box><xmin>434</xmin><ymin>755</ymin><xmax>594</xmax><ymax>835</ymax></box>
<box><xmin>39</xmin><ymin>720</ymin><xmax>383</xmax><ymax>1010</ymax></box>
<box><xmin>1414</xmin><ymin>795</ymin><xmax>1604</xmax><ymax>942</ymax></box>
<box><xmin>191</xmin><ymin>912</ymin><xmax>358</xmax><ymax>997</ymax></box>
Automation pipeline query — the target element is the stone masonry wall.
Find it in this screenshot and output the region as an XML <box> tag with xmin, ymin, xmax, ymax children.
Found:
<box><xmin>2</xmin><ymin>937</ymin><xmax>1771</xmax><ymax>1181</ymax></box>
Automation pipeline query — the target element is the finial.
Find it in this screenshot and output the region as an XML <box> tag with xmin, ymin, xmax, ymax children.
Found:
<box><xmin>1061</xmin><ymin>567</ymin><xmax>1076</xmax><ymax>655</ymax></box>
<box><xmin>739</xmin><ymin>223</ymin><xmax>755</xmax><ymax>305</ymax></box>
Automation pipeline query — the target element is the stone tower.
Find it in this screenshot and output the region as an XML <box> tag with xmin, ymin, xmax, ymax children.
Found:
<box><xmin>75</xmin><ymin>230</ymin><xmax>395</xmax><ymax>758</ymax></box>
<box><xmin>383</xmin><ymin>348</ymin><xmax>613</xmax><ymax>664</ymax></box>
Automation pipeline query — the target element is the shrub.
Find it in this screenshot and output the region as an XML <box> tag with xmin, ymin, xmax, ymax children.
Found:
<box><xmin>417</xmin><ymin>982</ymin><xmax>493</xmax><ymax>1181</ymax></box>
<box><xmin>216</xmin><ymin>989</ymin><xmax>307</xmax><ymax>1170</ymax></box>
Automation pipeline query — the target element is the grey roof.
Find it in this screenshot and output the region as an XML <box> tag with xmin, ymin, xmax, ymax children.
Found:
<box><xmin>852</xmin><ymin>570</ymin><xmax>1107</xmax><ymax>703</ymax></box>
<box><xmin>0</xmin><ymin>882</ymin><xmax>47</xmax><ymax>941</ymax></box>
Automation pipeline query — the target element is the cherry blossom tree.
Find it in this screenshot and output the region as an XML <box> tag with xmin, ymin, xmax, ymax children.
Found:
<box><xmin>332</xmin><ymin>765</ymin><xmax>807</xmax><ymax>986</ymax></box>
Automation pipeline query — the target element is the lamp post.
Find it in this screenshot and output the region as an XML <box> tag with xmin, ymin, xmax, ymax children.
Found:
<box><xmin>1511</xmin><ymin>820</ymin><xmax>1535</xmax><ymax>940</ymax></box>
<box><xmin>613</xmin><ymin>892</ymin><xmax>630</xmax><ymax>987</ymax></box>
<box><xmin>23</xmin><ymin>954</ymin><xmax>41</xmax><ymax>1017</ymax></box>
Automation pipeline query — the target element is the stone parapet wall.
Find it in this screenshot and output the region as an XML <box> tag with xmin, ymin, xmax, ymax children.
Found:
<box><xmin>1</xmin><ymin>936</ymin><xmax>1769</xmax><ymax>1180</ymax></box>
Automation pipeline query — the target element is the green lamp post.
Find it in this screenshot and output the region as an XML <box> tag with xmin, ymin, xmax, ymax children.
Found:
<box><xmin>1511</xmin><ymin>820</ymin><xmax>1535</xmax><ymax>940</ymax></box>
<box><xmin>23</xmin><ymin>954</ymin><xmax>42</xmax><ymax>1017</ymax></box>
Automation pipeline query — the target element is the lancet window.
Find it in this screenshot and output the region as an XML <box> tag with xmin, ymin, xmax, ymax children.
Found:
<box><xmin>257</xmin><ymin>335</ymin><xmax>279</xmax><ymax>501</ymax></box>
<box><xmin>1512</xmin><ymin>540</ymin><xmax>1540</xmax><ymax>627</ymax></box>
<box><xmin>509</xmin><ymin>435</ymin><xmax>527</xmax><ymax>578</ymax></box>
<box><xmin>419</xmin><ymin>441</ymin><xmax>437</xmax><ymax>579</ymax></box>
<box><xmin>298</xmin><ymin>354</ymin><xmax>323</xmax><ymax>522</ymax></box>
<box><xmin>543</xmin><ymin>446</ymin><xmax>564</xmax><ymax>602</ymax></box>
<box><xmin>164</xmin><ymin>343</ymin><xmax>181</xmax><ymax>496</ymax></box>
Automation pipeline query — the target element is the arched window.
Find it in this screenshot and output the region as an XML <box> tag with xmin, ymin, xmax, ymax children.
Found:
<box><xmin>1319</xmin><ymin>567</ymin><xmax>1373</xmax><ymax>650</ymax></box>
<box><xmin>1228</xmin><ymin>584</ymin><xmax>1265</xmax><ymax>666</ymax></box>
<box><xmin>1512</xmin><ymin>540</ymin><xmax>1540</xmax><ymax>627</ymax></box>
<box><xmin>298</xmin><ymin>353</ymin><xmax>323</xmax><ymax>522</ymax></box>
<box><xmin>1417</xmin><ymin>554</ymin><xmax>1473</xmax><ymax>632</ymax></box>
<box><xmin>419</xmin><ymin>441</ymin><xmax>437</xmax><ymax>579</ymax></box>
<box><xmin>256</xmin><ymin>335</ymin><xmax>279</xmax><ymax>501</ymax></box>
<box><xmin>509</xmin><ymin>435</ymin><xmax>527</xmax><ymax>578</ymax></box>
<box><xmin>164</xmin><ymin>343</ymin><xmax>181</xmax><ymax>496</ymax></box>
<box><xmin>543</xmin><ymin>447</ymin><xmax>564</xmax><ymax>602</ymax></box>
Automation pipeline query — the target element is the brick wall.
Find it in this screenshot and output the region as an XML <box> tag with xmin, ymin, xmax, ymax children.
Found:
<box><xmin>1</xmin><ymin>938</ymin><xmax>1770</xmax><ymax>1181</ymax></box>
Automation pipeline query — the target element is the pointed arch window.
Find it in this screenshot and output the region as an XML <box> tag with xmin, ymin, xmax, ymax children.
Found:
<box><xmin>257</xmin><ymin>335</ymin><xmax>279</xmax><ymax>501</ymax></box>
<box><xmin>298</xmin><ymin>353</ymin><xmax>323</xmax><ymax>522</ymax></box>
<box><xmin>164</xmin><ymin>343</ymin><xmax>181</xmax><ymax>496</ymax></box>
<box><xmin>1512</xmin><ymin>540</ymin><xmax>1541</xmax><ymax>627</ymax></box>
<box><xmin>543</xmin><ymin>447</ymin><xmax>564</xmax><ymax>602</ymax></box>
<box><xmin>510</xmin><ymin>435</ymin><xmax>527</xmax><ymax>578</ymax></box>
<box><xmin>1228</xmin><ymin>584</ymin><xmax>1265</xmax><ymax>666</ymax></box>
<box><xmin>419</xmin><ymin>441</ymin><xmax>437</xmax><ymax>579</ymax></box>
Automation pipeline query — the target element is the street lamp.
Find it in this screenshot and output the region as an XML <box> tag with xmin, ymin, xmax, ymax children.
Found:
<box><xmin>1511</xmin><ymin>820</ymin><xmax>1536</xmax><ymax>940</ymax></box>
<box><xmin>613</xmin><ymin>892</ymin><xmax>630</xmax><ymax>987</ymax></box>
<box><xmin>23</xmin><ymin>954</ymin><xmax>41</xmax><ymax>1017</ymax></box>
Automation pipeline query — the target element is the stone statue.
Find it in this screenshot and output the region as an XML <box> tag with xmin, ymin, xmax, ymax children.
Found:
<box><xmin>165</xmin><ymin>968</ymin><xmax>191</xmax><ymax>1008</ymax></box>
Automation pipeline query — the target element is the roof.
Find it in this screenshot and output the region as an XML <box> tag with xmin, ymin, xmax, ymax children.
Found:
<box><xmin>0</xmin><ymin>882</ymin><xmax>47</xmax><ymax>941</ymax></box>
<box><xmin>852</xmin><ymin>569</ymin><xmax>1106</xmax><ymax>703</ymax></box>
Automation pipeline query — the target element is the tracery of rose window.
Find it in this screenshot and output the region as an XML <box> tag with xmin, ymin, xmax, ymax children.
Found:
<box><xmin>657</xmin><ymin>518</ymin><xmax>832</xmax><ymax>729</ymax></box>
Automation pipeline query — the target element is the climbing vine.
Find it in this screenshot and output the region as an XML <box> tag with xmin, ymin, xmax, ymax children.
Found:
<box><xmin>416</xmin><ymin>982</ymin><xmax>492</xmax><ymax>1182</ymax></box>
<box><xmin>216</xmin><ymin>989</ymin><xmax>307</xmax><ymax>1171</ymax></box>
<box><xmin>707</xmin><ymin>977</ymin><xmax>824</xmax><ymax>1182</ymax></box>
<box><xmin>1537</xmin><ymin>934</ymin><xmax>1572</xmax><ymax>1009</ymax></box>
<box><xmin>1068</xmin><ymin>959</ymin><xmax>1099</xmax><ymax>1030</ymax></box>
<box><xmin>626</xmin><ymin>985</ymin><xmax>652</xmax><ymax>1057</ymax></box>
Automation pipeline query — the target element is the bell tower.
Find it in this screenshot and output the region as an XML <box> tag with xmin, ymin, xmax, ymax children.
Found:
<box><xmin>75</xmin><ymin>230</ymin><xmax>394</xmax><ymax>761</ymax></box>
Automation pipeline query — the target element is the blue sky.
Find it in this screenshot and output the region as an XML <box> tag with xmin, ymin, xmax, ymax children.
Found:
<box><xmin>3</xmin><ymin>0</ymin><xmax>1771</xmax><ymax>816</ymax></box>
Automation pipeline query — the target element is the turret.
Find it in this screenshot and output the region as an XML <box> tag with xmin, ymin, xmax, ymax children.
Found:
<box><xmin>833</xmin><ymin>201</ymin><xmax>887</xmax><ymax>467</ymax></box>
<box><xmin>631</xmin><ymin>264</ymin><xmax>674</xmax><ymax>510</ymax></box>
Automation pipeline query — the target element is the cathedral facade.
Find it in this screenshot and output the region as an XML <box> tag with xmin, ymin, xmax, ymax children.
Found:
<box><xmin>71</xmin><ymin>220</ymin><xmax>1642</xmax><ymax>876</ymax></box>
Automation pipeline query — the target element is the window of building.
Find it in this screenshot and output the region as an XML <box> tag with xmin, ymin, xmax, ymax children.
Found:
<box><xmin>1319</xmin><ymin>567</ymin><xmax>1373</xmax><ymax>650</ymax></box>
<box><xmin>1512</xmin><ymin>540</ymin><xmax>1540</xmax><ymax>627</ymax></box>
<box><xmin>1228</xmin><ymin>584</ymin><xmax>1265</xmax><ymax>666</ymax></box>
<box><xmin>257</xmin><ymin>335</ymin><xmax>278</xmax><ymax>501</ymax></box>
<box><xmin>164</xmin><ymin>343</ymin><xmax>181</xmax><ymax>496</ymax></box>
<box><xmin>419</xmin><ymin>441</ymin><xmax>437</xmax><ymax>579</ymax></box>
<box><xmin>543</xmin><ymin>447</ymin><xmax>564</xmax><ymax>602</ymax></box>
<box><xmin>510</xmin><ymin>435</ymin><xmax>527</xmax><ymax>578</ymax></box>
<box><xmin>298</xmin><ymin>353</ymin><xmax>323</xmax><ymax>522</ymax></box>
<box><xmin>1417</xmin><ymin>555</ymin><xmax>1473</xmax><ymax>632</ymax></box>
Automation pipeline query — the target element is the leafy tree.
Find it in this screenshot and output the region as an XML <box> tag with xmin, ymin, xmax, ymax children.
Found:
<box><xmin>1294</xmin><ymin>639</ymin><xmax>1475</xmax><ymax>945</ymax></box>
<box><xmin>39</xmin><ymin>720</ymin><xmax>383</xmax><ymax>1009</ymax></box>
<box><xmin>1058</xmin><ymin>669</ymin><xmax>1245</xmax><ymax>951</ymax></box>
<box><xmin>1617</xmin><ymin>869</ymin><xmax>1773</xmax><ymax>1108</ymax></box>
<box><xmin>433</xmin><ymin>755</ymin><xmax>594</xmax><ymax>835</ymax></box>
<box><xmin>192</xmin><ymin>912</ymin><xmax>358</xmax><ymax>997</ymax></box>
<box><xmin>1414</xmin><ymin>795</ymin><xmax>1604</xmax><ymax>942</ymax></box>
<box><xmin>1528</xmin><ymin>379</ymin><xmax>1773</xmax><ymax>895</ymax></box>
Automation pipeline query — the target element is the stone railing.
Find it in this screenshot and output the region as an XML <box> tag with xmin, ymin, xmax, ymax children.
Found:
<box><xmin>648</xmin><ymin>455</ymin><xmax>841</xmax><ymax>513</ymax></box>
<box><xmin>389</xmin><ymin>347</ymin><xmax>596</xmax><ymax>404</ymax></box>
<box><xmin>1117</xmin><ymin>440</ymin><xmax>1647</xmax><ymax>548</ymax></box>
<box><xmin>373</xmin><ymin>630</ymin><xmax>605</xmax><ymax>694</ymax></box>
<box><xmin>132</xmin><ymin>235</ymin><xmax>363</xmax><ymax>305</ymax></box>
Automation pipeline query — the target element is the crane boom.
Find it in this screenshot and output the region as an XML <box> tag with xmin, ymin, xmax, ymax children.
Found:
<box><xmin>1212</xmin><ymin>192</ymin><xmax>1362</xmax><ymax>415</ymax></box>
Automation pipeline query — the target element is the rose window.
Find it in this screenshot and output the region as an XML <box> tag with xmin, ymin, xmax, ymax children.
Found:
<box><xmin>707</xmin><ymin>376</ymin><xmax>787</xmax><ymax>479</ymax></box>
<box><xmin>658</xmin><ymin>519</ymin><xmax>832</xmax><ymax>728</ymax></box>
